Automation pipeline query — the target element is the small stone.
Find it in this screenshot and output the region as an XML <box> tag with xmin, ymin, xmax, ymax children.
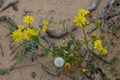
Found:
<box><xmin>31</xmin><ymin>72</ymin><xmax>36</xmax><ymax>79</ymax></box>
<box><xmin>12</xmin><ymin>4</ymin><xmax>18</xmax><ymax>11</ymax></box>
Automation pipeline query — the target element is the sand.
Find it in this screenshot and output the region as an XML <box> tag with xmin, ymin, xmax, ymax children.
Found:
<box><xmin>0</xmin><ymin>0</ymin><xmax>120</xmax><ymax>80</ymax></box>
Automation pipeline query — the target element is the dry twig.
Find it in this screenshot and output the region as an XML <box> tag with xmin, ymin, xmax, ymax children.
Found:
<box><xmin>0</xmin><ymin>0</ymin><xmax>19</xmax><ymax>12</ymax></box>
<box><xmin>87</xmin><ymin>0</ymin><xmax>100</xmax><ymax>11</ymax></box>
<box><xmin>0</xmin><ymin>0</ymin><xmax>4</xmax><ymax>8</ymax></box>
<box><xmin>0</xmin><ymin>16</ymin><xmax>18</xmax><ymax>28</ymax></box>
<box><xmin>46</xmin><ymin>25</ymin><xmax>77</xmax><ymax>39</ymax></box>
<box><xmin>0</xmin><ymin>43</ymin><xmax>4</xmax><ymax>57</ymax></box>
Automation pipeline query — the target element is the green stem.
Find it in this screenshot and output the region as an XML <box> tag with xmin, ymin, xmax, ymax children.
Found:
<box><xmin>81</xmin><ymin>39</ymin><xmax>92</xmax><ymax>47</ymax></box>
<box><xmin>82</xmin><ymin>27</ymin><xmax>90</xmax><ymax>54</ymax></box>
<box><xmin>38</xmin><ymin>42</ymin><xmax>53</xmax><ymax>53</ymax></box>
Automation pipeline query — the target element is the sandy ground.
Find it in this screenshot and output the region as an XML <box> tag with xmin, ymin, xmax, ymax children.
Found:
<box><xmin>0</xmin><ymin>0</ymin><xmax>120</xmax><ymax>80</ymax></box>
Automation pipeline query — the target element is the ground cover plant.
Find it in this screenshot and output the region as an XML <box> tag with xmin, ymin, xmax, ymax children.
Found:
<box><xmin>0</xmin><ymin>0</ymin><xmax>120</xmax><ymax>80</ymax></box>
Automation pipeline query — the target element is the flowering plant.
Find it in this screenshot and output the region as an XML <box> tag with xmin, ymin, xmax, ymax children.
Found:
<box><xmin>11</xmin><ymin>15</ymin><xmax>50</xmax><ymax>63</ymax></box>
<box><xmin>51</xmin><ymin>9</ymin><xmax>109</xmax><ymax>75</ymax></box>
<box><xmin>8</xmin><ymin>9</ymin><xmax>114</xmax><ymax>80</ymax></box>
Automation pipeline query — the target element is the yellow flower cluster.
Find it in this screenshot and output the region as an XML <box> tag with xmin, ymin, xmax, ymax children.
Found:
<box><xmin>12</xmin><ymin>27</ymin><xmax>38</xmax><ymax>42</ymax></box>
<box><xmin>74</xmin><ymin>9</ymin><xmax>89</xmax><ymax>27</ymax></box>
<box><xmin>42</xmin><ymin>20</ymin><xmax>49</xmax><ymax>32</ymax></box>
<box><xmin>94</xmin><ymin>40</ymin><xmax>108</xmax><ymax>55</ymax></box>
<box><xmin>12</xmin><ymin>16</ymin><xmax>38</xmax><ymax>42</ymax></box>
<box><xmin>23</xmin><ymin>28</ymin><xmax>38</xmax><ymax>40</ymax></box>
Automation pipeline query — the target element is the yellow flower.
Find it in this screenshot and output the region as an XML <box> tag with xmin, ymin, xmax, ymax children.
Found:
<box><xmin>43</xmin><ymin>21</ymin><xmax>49</xmax><ymax>26</ymax></box>
<box><xmin>12</xmin><ymin>30</ymin><xmax>23</xmax><ymax>42</ymax></box>
<box><xmin>73</xmin><ymin>15</ymin><xmax>87</xmax><ymax>27</ymax></box>
<box><xmin>94</xmin><ymin>40</ymin><xmax>103</xmax><ymax>51</ymax></box>
<box><xmin>101</xmin><ymin>49</ymin><xmax>108</xmax><ymax>55</ymax></box>
<box><xmin>18</xmin><ymin>25</ymin><xmax>25</xmax><ymax>31</ymax></box>
<box><xmin>31</xmin><ymin>29</ymin><xmax>38</xmax><ymax>36</ymax></box>
<box><xmin>23</xmin><ymin>15</ymin><xmax>34</xmax><ymax>24</ymax></box>
<box><xmin>23</xmin><ymin>28</ymin><xmax>33</xmax><ymax>40</ymax></box>
<box><xmin>78</xmin><ymin>9</ymin><xmax>89</xmax><ymax>16</ymax></box>
<box><xmin>42</xmin><ymin>26</ymin><xmax>47</xmax><ymax>32</ymax></box>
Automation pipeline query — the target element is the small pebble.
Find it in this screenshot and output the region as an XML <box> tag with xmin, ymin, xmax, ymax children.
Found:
<box><xmin>31</xmin><ymin>72</ymin><xmax>36</xmax><ymax>79</ymax></box>
<box><xmin>12</xmin><ymin>4</ymin><xmax>18</xmax><ymax>11</ymax></box>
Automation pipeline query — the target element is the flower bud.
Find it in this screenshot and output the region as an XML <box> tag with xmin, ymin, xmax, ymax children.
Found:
<box><xmin>81</xmin><ymin>68</ymin><xmax>87</xmax><ymax>73</ymax></box>
<box><xmin>100</xmin><ymin>34</ymin><xmax>105</xmax><ymax>39</ymax></box>
<box><xmin>101</xmin><ymin>49</ymin><xmax>108</xmax><ymax>55</ymax></box>
<box><xmin>96</xmin><ymin>20</ymin><xmax>101</xmax><ymax>25</ymax></box>
<box><xmin>65</xmin><ymin>63</ymin><xmax>71</xmax><ymax>69</ymax></box>
<box><xmin>91</xmin><ymin>34</ymin><xmax>96</xmax><ymax>38</ymax></box>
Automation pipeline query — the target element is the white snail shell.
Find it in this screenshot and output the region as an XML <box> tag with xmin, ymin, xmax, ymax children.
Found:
<box><xmin>54</xmin><ymin>57</ymin><xmax>64</xmax><ymax>67</ymax></box>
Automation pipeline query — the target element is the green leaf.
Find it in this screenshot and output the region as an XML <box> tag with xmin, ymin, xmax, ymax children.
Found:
<box><xmin>110</xmin><ymin>57</ymin><xmax>119</xmax><ymax>64</ymax></box>
<box><xmin>39</xmin><ymin>23</ymin><xmax>43</xmax><ymax>29</ymax></box>
<box><xmin>43</xmin><ymin>49</ymin><xmax>49</xmax><ymax>56</ymax></box>
<box><xmin>88</xmin><ymin>63</ymin><xmax>96</xmax><ymax>71</ymax></box>
<box><xmin>9</xmin><ymin>26</ymin><xmax>17</xmax><ymax>33</ymax></box>
<box><xmin>0</xmin><ymin>69</ymin><xmax>9</xmax><ymax>75</ymax></box>
<box><xmin>110</xmin><ymin>66</ymin><xmax>115</xmax><ymax>73</ymax></box>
